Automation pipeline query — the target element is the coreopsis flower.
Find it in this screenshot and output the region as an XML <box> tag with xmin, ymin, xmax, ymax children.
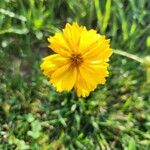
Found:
<box><xmin>41</xmin><ymin>23</ymin><xmax>112</xmax><ymax>97</ymax></box>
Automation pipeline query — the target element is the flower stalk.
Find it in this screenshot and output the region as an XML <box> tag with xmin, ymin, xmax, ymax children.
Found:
<box><xmin>114</xmin><ymin>50</ymin><xmax>150</xmax><ymax>83</ymax></box>
<box><xmin>113</xmin><ymin>49</ymin><xmax>143</xmax><ymax>63</ymax></box>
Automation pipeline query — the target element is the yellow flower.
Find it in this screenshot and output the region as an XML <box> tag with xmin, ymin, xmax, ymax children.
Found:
<box><xmin>41</xmin><ymin>23</ymin><xmax>112</xmax><ymax>97</ymax></box>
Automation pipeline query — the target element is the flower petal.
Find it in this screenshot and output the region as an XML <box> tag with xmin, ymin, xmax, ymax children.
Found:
<box><xmin>40</xmin><ymin>54</ymin><xmax>69</xmax><ymax>78</ymax></box>
<box><xmin>83</xmin><ymin>36</ymin><xmax>112</xmax><ymax>61</ymax></box>
<box><xmin>75</xmin><ymin>63</ymin><xmax>108</xmax><ymax>97</ymax></box>
<box><xmin>79</xmin><ymin>29</ymin><xmax>100</xmax><ymax>54</ymax></box>
<box><xmin>48</xmin><ymin>33</ymin><xmax>71</xmax><ymax>57</ymax></box>
<box><xmin>50</xmin><ymin>65</ymin><xmax>77</xmax><ymax>92</ymax></box>
<box><xmin>63</xmin><ymin>22</ymin><xmax>85</xmax><ymax>53</ymax></box>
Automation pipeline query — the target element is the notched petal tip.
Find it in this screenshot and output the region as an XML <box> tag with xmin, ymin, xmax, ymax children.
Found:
<box><xmin>47</xmin><ymin>36</ymin><xmax>52</xmax><ymax>42</ymax></box>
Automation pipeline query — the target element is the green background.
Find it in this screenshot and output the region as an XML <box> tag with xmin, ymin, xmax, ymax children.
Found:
<box><xmin>0</xmin><ymin>0</ymin><xmax>150</xmax><ymax>149</ymax></box>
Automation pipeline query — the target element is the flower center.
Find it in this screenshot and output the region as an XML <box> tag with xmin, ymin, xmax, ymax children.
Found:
<box><xmin>70</xmin><ymin>54</ymin><xmax>83</xmax><ymax>67</ymax></box>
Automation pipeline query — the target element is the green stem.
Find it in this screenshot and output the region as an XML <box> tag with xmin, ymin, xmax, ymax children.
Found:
<box><xmin>113</xmin><ymin>49</ymin><xmax>143</xmax><ymax>63</ymax></box>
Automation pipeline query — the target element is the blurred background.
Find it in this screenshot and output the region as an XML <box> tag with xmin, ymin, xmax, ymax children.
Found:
<box><xmin>0</xmin><ymin>0</ymin><xmax>150</xmax><ymax>149</ymax></box>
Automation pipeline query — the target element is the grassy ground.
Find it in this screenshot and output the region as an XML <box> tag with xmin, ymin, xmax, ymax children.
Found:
<box><xmin>0</xmin><ymin>0</ymin><xmax>150</xmax><ymax>149</ymax></box>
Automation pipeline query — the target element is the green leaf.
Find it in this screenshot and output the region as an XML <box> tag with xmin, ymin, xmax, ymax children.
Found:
<box><xmin>128</xmin><ymin>138</ymin><xmax>136</xmax><ymax>150</ymax></box>
<box><xmin>146</xmin><ymin>36</ymin><xmax>150</xmax><ymax>47</ymax></box>
<box><xmin>102</xmin><ymin>0</ymin><xmax>111</xmax><ymax>33</ymax></box>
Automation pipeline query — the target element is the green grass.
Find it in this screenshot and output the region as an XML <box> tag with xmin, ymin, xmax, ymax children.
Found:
<box><xmin>0</xmin><ymin>0</ymin><xmax>150</xmax><ymax>149</ymax></box>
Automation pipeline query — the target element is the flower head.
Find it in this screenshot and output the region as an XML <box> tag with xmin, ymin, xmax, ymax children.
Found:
<box><xmin>41</xmin><ymin>23</ymin><xmax>112</xmax><ymax>97</ymax></box>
